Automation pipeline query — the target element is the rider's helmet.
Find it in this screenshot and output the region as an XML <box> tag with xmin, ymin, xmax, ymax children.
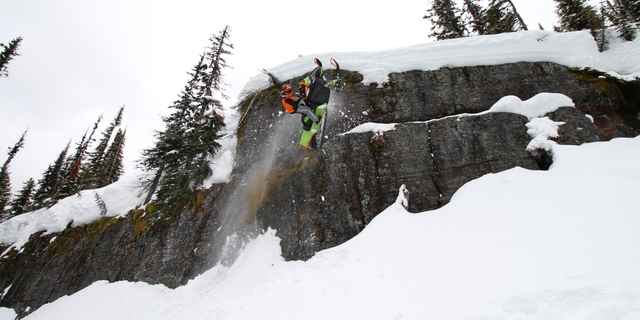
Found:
<box><xmin>281</xmin><ymin>84</ymin><xmax>292</xmax><ymax>96</ymax></box>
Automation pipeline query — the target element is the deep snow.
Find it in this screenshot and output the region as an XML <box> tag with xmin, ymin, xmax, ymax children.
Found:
<box><xmin>1</xmin><ymin>29</ymin><xmax>639</xmax><ymax>319</ymax></box>
<box><xmin>239</xmin><ymin>30</ymin><xmax>640</xmax><ymax>101</ymax></box>
<box><xmin>10</xmin><ymin>135</ymin><xmax>640</xmax><ymax>320</ymax></box>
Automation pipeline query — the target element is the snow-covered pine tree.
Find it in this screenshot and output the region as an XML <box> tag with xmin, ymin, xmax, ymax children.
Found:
<box><xmin>139</xmin><ymin>26</ymin><xmax>232</xmax><ymax>216</ymax></box>
<box><xmin>185</xmin><ymin>26</ymin><xmax>231</xmax><ymax>183</ymax></box>
<box><xmin>8</xmin><ymin>178</ymin><xmax>35</xmax><ymax>218</ymax></box>
<box><xmin>484</xmin><ymin>0</ymin><xmax>528</xmax><ymax>34</ymax></box>
<box><xmin>83</xmin><ymin>106</ymin><xmax>124</xmax><ymax>188</ymax></box>
<box><xmin>153</xmin><ymin>51</ymin><xmax>223</xmax><ymax>209</ymax></box>
<box><xmin>101</xmin><ymin>128</ymin><xmax>126</xmax><ymax>187</ymax></box>
<box><xmin>32</xmin><ymin>142</ymin><xmax>70</xmax><ymax>209</ymax></box>
<box><xmin>424</xmin><ymin>0</ymin><xmax>467</xmax><ymax>40</ymax></box>
<box><xmin>0</xmin><ymin>36</ymin><xmax>22</xmax><ymax>78</ymax></box>
<box><xmin>0</xmin><ymin>130</ymin><xmax>27</xmax><ymax>218</ymax></box>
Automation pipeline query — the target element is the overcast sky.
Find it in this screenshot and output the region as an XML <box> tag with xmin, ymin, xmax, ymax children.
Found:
<box><xmin>0</xmin><ymin>0</ymin><xmax>600</xmax><ymax>194</ymax></box>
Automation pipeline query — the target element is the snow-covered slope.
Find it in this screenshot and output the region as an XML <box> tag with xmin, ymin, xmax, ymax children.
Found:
<box><xmin>0</xmin><ymin>173</ymin><xmax>145</xmax><ymax>251</ymax></box>
<box><xmin>239</xmin><ymin>30</ymin><xmax>640</xmax><ymax>101</ymax></box>
<box><xmin>0</xmin><ymin>110</ymin><xmax>240</xmax><ymax>254</ymax></box>
<box><xmin>11</xmin><ymin>135</ymin><xmax>640</xmax><ymax>320</ymax></box>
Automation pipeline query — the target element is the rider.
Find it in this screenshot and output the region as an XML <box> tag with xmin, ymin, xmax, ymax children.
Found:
<box><xmin>281</xmin><ymin>83</ymin><xmax>319</xmax><ymax>127</ymax></box>
<box><xmin>280</xmin><ymin>60</ymin><xmax>333</xmax><ymax>131</ymax></box>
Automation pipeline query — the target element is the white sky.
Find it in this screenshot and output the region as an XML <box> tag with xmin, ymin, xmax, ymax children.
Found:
<box><xmin>0</xmin><ymin>0</ymin><xmax>599</xmax><ymax>193</ymax></box>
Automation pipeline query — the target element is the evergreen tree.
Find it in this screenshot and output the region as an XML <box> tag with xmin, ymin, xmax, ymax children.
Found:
<box><xmin>8</xmin><ymin>178</ymin><xmax>35</xmax><ymax>217</ymax></box>
<box><xmin>94</xmin><ymin>192</ymin><xmax>108</xmax><ymax>216</ymax></box>
<box><xmin>204</xmin><ymin>26</ymin><xmax>233</xmax><ymax>102</ymax></box>
<box><xmin>1</xmin><ymin>172</ymin><xmax>12</xmax><ymax>218</ymax></box>
<box><xmin>554</xmin><ymin>0</ymin><xmax>607</xmax><ymax>49</ymax></box>
<box><xmin>597</xmin><ymin>4</ymin><xmax>610</xmax><ymax>52</ymax></box>
<box><xmin>553</xmin><ymin>0</ymin><xmax>601</xmax><ymax>31</ymax></box>
<box><xmin>58</xmin><ymin>116</ymin><xmax>101</xmax><ymax>198</ymax></box>
<box><xmin>139</xmin><ymin>26</ymin><xmax>232</xmax><ymax>214</ymax></box>
<box><xmin>484</xmin><ymin>0</ymin><xmax>528</xmax><ymax>34</ymax></box>
<box><xmin>83</xmin><ymin>106</ymin><xmax>124</xmax><ymax>188</ymax></box>
<box><xmin>463</xmin><ymin>0</ymin><xmax>489</xmax><ymax>35</ymax></box>
<box><xmin>0</xmin><ymin>36</ymin><xmax>22</xmax><ymax>78</ymax></box>
<box><xmin>32</xmin><ymin>142</ymin><xmax>70</xmax><ymax>209</ymax></box>
<box><xmin>604</xmin><ymin>0</ymin><xmax>639</xmax><ymax>41</ymax></box>
<box><xmin>624</xmin><ymin>0</ymin><xmax>640</xmax><ymax>22</ymax></box>
<box><xmin>140</xmin><ymin>54</ymin><xmax>209</xmax><ymax>207</ymax></box>
<box><xmin>504</xmin><ymin>0</ymin><xmax>529</xmax><ymax>31</ymax></box>
<box><xmin>424</xmin><ymin>0</ymin><xmax>467</xmax><ymax>40</ymax></box>
<box><xmin>101</xmin><ymin>128</ymin><xmax>126</xmax><ymax>187</ymax></box>
<box><xmin>186</xmin><ymin>26</ymin><xmax>231</xmax><ymax>184</ymax></box>
<box><xmin>0</xmin><ymin>130</ymin><xmax>27</xmax><ymax>218</ymax></box>
<box><xmin>140</xmin><ymin>54</ymin><xmax>209</xmax><ymax>205</ymax></box>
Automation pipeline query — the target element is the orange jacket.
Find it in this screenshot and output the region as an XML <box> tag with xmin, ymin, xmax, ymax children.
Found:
<box><xmin>281</xmin><ymin>93</ymin><xmax>297</xmax><ymax>114</ymax></box>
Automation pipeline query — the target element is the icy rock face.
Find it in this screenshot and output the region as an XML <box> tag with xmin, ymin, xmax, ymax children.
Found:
<box><xmin>323</xmin><ymin>62</ymin><xmax>636</xmax><ymax>139</ymax></box>
<box><xmin>0</xmin><ymin>62</ymin><xmax>625</xmax><ymax>317</ymax></box>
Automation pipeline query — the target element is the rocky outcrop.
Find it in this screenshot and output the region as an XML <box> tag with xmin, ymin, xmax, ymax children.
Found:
<box><xmin>322</xmin><ymin>62</ymin><xmax>637</xmax><ymax>138</ymax></box>
<box><xmin>249</xmin><ymin>107</ymin><xmax>601</xmax><ymax>261</ymax></box>
<box><xmin>0</xmin><ymin>62</ymin><xmax>635</xmax><ymax>318</ymax></box>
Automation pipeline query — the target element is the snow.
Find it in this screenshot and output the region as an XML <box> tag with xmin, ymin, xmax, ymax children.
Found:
<box><xmin>10</xmin><ymin>136</ymin><xmax>640</xmax><ymax>320</ymax></box>
<box><xmin>343</xmin><ymin>122</ymin><xmax>397</xmax><ymax>135</ymax></box>
<box><xmin>487</xmin><ymin>93</ymin><xmax>575</xmax><ymax>120</ymax></box>
<box><xmin>345</xmin><ymin>92</ymin><xmax>576</xmax><ymax>142</ymax></box>
<box><xmin>239</xmin><ymin>30</ymin><xmax>640</xmax><ymax>101</ymax></box>
<box><xmin>526</xmin><ymin>117</ymin><xmax>565</xmax><ymax>152</ymax></box>
<box><xmin>0</xmin><ymin>173</ymin><xmax>145</xmax><ymax>252</ymax></box>
<box><xmin>202</xmin><ymin>110</ymin><xmax>239</xmax><ymax>186</ymax></box>
<box><xmin>0</xmin><ymin>107</ymin><xmax>239</xmax><ymax>254</ymax></box>
<box><xmin>1</xmin><ymin>30</ymin><xmax>640</xmax><ymax>319</ymax></box>
<box><xmin>0</xmin><ymin>308</ymin><xmax>16</xmax><ymax>320</ymax></box>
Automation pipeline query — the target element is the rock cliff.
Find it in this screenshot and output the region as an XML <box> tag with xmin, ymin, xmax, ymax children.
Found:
<box><xmin>1</xmin><ymin>61</ymin><xmax>638</xmax><ymax>318</ymax></box>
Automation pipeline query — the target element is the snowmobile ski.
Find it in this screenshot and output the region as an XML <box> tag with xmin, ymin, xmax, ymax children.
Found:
<box><xmin>328</xmin><ymin>58</ymin><xmax>342</xmax><ymax>91</ymax></box>
<box><xmin>316</xmin><ymin>106</ymin><xmax>328</xmax><ymax>148</ymax></box>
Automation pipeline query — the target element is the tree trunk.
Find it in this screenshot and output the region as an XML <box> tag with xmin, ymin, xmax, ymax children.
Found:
<box><xmin>144</xmin><ymin>167</ymin><xmax>163</xmax><ymax>204</ymax></box>
<box><xmin>506</xmin><ymin>0</ymin><xmax>528</xmax><ymax>30</ymax></box>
